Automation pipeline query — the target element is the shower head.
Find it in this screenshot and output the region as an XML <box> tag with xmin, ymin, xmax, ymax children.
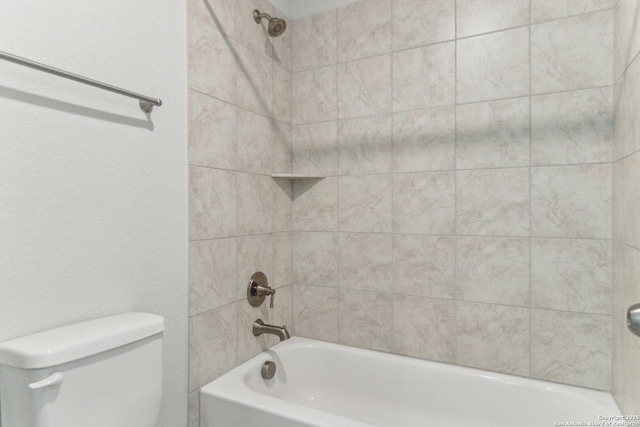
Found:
<box><xmin>253</xmin><ymin>9</ymin><xmax>287</xmax><ymax>38</ymax></box>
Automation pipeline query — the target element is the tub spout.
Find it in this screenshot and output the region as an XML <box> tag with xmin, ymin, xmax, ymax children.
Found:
<box><xmin>253</xmin><ymin>319</ymin><xmax>290</xmax><ymax>341</ymax></box>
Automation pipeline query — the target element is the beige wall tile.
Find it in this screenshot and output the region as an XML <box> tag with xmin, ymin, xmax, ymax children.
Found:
<box><xmin>293</xmin><ymin>178</ymin><xmax>338</xmax><ymax>231</ymax></box>
<box><xmin>393</xmin><ymin>0</ymin><xmax>455</xmax><ymax>50</ymax></box>
<box><xmin>613</xmin><ymin>58</ymin><xmax>640</xmax><ymax>161</ymax></box>
<box><xmin>531</xmin><ymin>11</ymin><xmax>613</xmax><ymax>94</ymax></box>
<box><xmin>293</xmin><ymin>66</ymin><xmax>337</xmax><ymax>124</ymax></box>
<box><xmin>615</xmin><ymin>0</ymin><xmax>640</xmax><ymax>79</ymax></box>
<box><xmin>393</xmin><ymin>172</ymin><xmax>456</xmax><ymax>234</ymax></box>
<box><xmin>188</xmin><ymin>90</ymin><xmax>238</xmax><ymax>170</ymax></box>
<box><xmin>292</xmin><ymin>9</ymin><xmax>337</xmax><ymax>72</ymax></box>
<box><xmin>532</xmin><ymin>0</ymin><xmax>615</xmax><ymax>23</ymax></box>
<box><xmin>338</xmin><ymin>55</ymin><xmax>392</xmax><ymax>119</ymax></box>
<box><xmin>293</xmin><ymin>232</ymin><xmax>339</xmax><ymax>287</ymax></box>
<box><xmin>457</xmin><ymin>168</ymin><xmax>530</xmax><ymax>236</ymax></box>
<box><xmin>457</xmin><ymin>302</ymin><xmax>530</xmax><ymax>376</ymax></box>
<box><xmin>457</xmin><ymin>28</ymin><xmax>529</xmax><ymax>103</ymax></box>
<box><xmin>623</xmin><ymin>152</ymin><xmax>640</xmax><ymax>249</ymax></box>
<box><xmin>237</xmin><ymin>173</ymin><xmax>274</xmax><ymax>235</ymax></box>
<box><xmin>189</xmin><ymin>238</ymin><xmax>237</xmax><ymax>316</ymax></box>
<box><xmin>531</xmin><ymin>164</ymin><xmax>611</xmax><ymax>239</ymax></box>
<box><xmin>339</xmin><ymin>175</ymin><xmax>392</xmax><ymax>232</ymax></box>
<box><xmin>613</xmin><ymin>161</ymin><xmax>625</xmax><ymax>242</ymax></box>
<box><xmin>293</xmin><ymin>284</ymin><xmax>339</xmax><ymax>341</ymax></box>
<box><xmin>189</xmin><ymin>304</ymin><xmax>237</xmax><ymax>391</ymax></box>
<box><xmin>531</xmin><ymin>309</ymin><xmax>612</xmax><ymax>390</ymax></box>
<box><xmin>393</xmin><ymin>295</ymin><xmax>456</xmax><ymax>362</ymax></box>
<box><xmin>531</xmin><ymin>238</ymin><xmax>611</xmax><ymax>314</ymax></box>
<box><xmin>393</xmin><ymin>43</ymin><xmax>455</xmax><ymax>112</ymax></box>
<box><xmin>273</xmin><ymin>121</ymin><xmax>292</xmax><ymax>175</ymax></box>
<box><xmin>456</xmin><ymin>237</ymin><xmax>530</xmax><ymax>306</ymax></box>
<box><xmin>273</xmin><ymin>177</ymin><xmax>292</xmax><ymax>232</ymax></box>
<box><xmin>532</xmin><ymin>88</ymin><xmax>612</xmax><ymax>166</ymax></box>
<box><xmin>273</xmin><ymin>64</ymin><xmax>292</xmax><ymax>123</ymax></box>
<box><xmin>338</xmin><ymin>114</ymin><xmax>392</xmax><ymax>175</ymax></box>
<box><xmin>189</xmin><ymin>0</ymin><xmax>236</xmax><ymax>38</ymax></box>
<box><xmin>339</xmin><ymin>289</ymin><xmax>393</xmax><ymax>351</ymax></box>
<box><xmin>337</xmin><ymin>0</ymin><xmax>392</xmax><ymax>62</ymax></box>
<box><xmin>613</xmin><ymin>243</ymin><xmax>625</xmax><ymax>325</ymax></box>
<box><xmin>273</xmin><ymin>232</ymin><xmax>293</xmax><ymax>287</ymax></box>
<box><xmin>456</xmin><ymin>97</ymin><xmax>530</xmax><ymax>169</ymax></box>
<box><xmin>612</xmin><ymin>320</ymin><xmax>625</xmax><ymax>410</ymax></box>
<box><xmin>188</xmin><ymin>16</ymin><xmax>237</xmax><ymax>104</ymax></box>
<box><xmin>340</xmin><ymin>233</ymin><xmax>393</xmax><ymax>293</ymax></box>
<box><xmin>189</xmin><ymin>167</ymin><xmax>237</xmax><ymax>240</ymax></box>
<box><xmin>457</xmin><ymin>0</ymin><xmax>529</xmax><ymax>38</ymax></box>
<box><xmin>393</xmin><ymin>107</ymin><xmax>455</xmax><ymax>173</ymax></box>
<box><xmin>237</xmin><ymin>109</ymin><xmax>274</xmax><ymax>174</ymax></box>
<box><xmin>394</xmin><ymin>235</ymin><xmax>456</xmax><ymax>299</ymax></box>
<box><xmin>236</xmin><ymin>44</ymin><xmax>273</xmax><ymax>117</ymax></box>
<box><xmin>293</xmin><ymin>122</ymin><xmax>339</xmax><ymax>176</ymax></box>
<box><xmin>623</xmin><ymin>334</ymin><xmax>640</xmax><ymax>415</ymax></box>
<box><xmin>189</xmin><ymin>390</ymin><xmax>199</xmax><ymax>427</ymax></box>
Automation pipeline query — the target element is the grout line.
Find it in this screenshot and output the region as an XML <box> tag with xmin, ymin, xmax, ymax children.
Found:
<box><xmin>289</xmin><ymin>283</ymin><xmax>614</xmax><ymax>317</ymax></box>
<box><xmin>261</xmin><ymin>230</ymin><xmax>614</xmax><ymax>242</ymax></box>
<box><xmin>390</xmin><ymin>0</ymin><xmax>395</xmax><ymax>354</ymax></box>
<box><xmin>286</xmin><ymin>83</ymin><xmax>613</xmax><ymax>128</ymax></box>
<box><xmin>453</xmin><ymin>0</ymin><xmax>459</xmax><ymax>365</ymax></box>
<box><xmin>528</xmin><ymin>0</ymin><xmax>534</xmax><ymax>378</ymax></box>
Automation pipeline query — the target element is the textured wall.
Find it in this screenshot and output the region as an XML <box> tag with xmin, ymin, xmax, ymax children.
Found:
<box><xmin>0</xmin><ymin>1</ymin><xmax>188</xmax><ymax>426</ymax></box>
<box><xmin>290</xmin><ymin>0</ymin><xmax>615</xmax><ymax>391</ymax></box>
<box><xmin>187</xmin><ymin>0</ymin><xmax>294</xmax><ymax>425</ymax></box>
<box><xmin>612</xmin><ymin>0</ymin><xmax>640</xmax><ymax>415</ymax></box>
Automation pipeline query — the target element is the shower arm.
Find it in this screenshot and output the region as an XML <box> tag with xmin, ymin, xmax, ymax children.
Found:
<box><xmin>253</xmin><ymin>10</ymin><xmax>273</xmax><ymax>24</ymax></box>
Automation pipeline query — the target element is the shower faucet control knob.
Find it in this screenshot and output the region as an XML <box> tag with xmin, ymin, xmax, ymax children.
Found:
<box><xmin>247</xmin><ymin>272</ymin><xmax>276</xmax><ymax>308</ymax></box>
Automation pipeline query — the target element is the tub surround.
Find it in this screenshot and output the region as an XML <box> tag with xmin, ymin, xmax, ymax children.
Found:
<box><xmin>289</xmin><ymin>0</ymin><xmax>614</xmax><ymax>393</ymax></box>
<box><xmin>187</xmin><ymin>0</ymin><xmax>294</xmax><ymax>424</ymax></box>
<box><xmin>189</xmin><ymin>0</ymin><xmax>619</xmax><ymax>425</ymax></box>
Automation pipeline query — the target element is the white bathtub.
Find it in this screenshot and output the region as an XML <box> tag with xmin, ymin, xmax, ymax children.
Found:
<box><xmin>200</xmin><ymin>337</ymin><xmax>621</xmax><ymax>427</ymax></box>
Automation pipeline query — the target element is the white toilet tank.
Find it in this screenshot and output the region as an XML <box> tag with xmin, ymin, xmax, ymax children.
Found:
<box><xmin>0</xmin><ymin>312</ymin><xmax>164</xmax><ymax>427</ymax></box>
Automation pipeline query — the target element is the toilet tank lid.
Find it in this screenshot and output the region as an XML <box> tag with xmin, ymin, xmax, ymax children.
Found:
<box><xmin>0</xmin><ymin>312</ymin><xmax>164</xmax><ymax>369</ymax></box>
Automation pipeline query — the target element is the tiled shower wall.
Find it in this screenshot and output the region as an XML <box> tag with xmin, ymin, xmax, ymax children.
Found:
<box><xmin>187</xmin><ymin>0</ymin><xmax>294</xmax><ymax>425</ymax></box>
<box><xmin>290</xmin><ymin>0</ymin><xmax>615</xmax><ymax>390</ymax></box>
<box><xmin>612</xmin><ymin>0</ymin><xmax>640</xmax><ymax>415</ymax></box>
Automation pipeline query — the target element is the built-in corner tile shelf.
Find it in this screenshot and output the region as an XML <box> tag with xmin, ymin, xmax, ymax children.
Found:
<box><xmin>271</xmin><ymin>173</ymin><xmax>325</xmax><ymax>180</ymax></box>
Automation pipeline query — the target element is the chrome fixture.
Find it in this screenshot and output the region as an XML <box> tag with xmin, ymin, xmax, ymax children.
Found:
<box><xmin>261</xmin><ymin>361</ymin><xmax>277</xmax><ymax>379</ymax></box>
<box><xmin>247</xmin><ymin>272</ymin><xmax>276</xmax><ymax>308</ymax></box>
<box><xmin>253</xmin><ymin>10</ymin><xmax>287</xmax><ymax>37</ymax></box>
<box><xmin>0</xmin><ymin>50</ymin><xmax>162</xmax><ymax>113</ymax></box>
<box><xmin>253</xmin><ymin>319</ymin><xmax>290</xmax><ymax>341</ymax></box>
<box><xmin>628</xmin><ymin>304</ymin><xmax>640</xmax><ymax>337</ymax></box>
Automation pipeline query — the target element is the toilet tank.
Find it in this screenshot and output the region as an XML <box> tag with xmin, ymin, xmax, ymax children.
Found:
<box><xmin>0</xmin><ymin>312</ymin><xmax>164</xmax><ymax>427</ymax></box>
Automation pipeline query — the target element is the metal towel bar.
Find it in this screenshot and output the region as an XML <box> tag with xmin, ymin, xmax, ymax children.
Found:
<box><xmin>0</xmin><ymin>50</ymin><xmax>162</xmax><ymax>113</ymax></box>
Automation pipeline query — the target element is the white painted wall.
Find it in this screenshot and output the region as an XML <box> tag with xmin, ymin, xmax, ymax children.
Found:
<box><xmin>0</xmin><ymin>1</ymin><xmax>188</xmax><ymax>426</ymax></box>
<box><xmin>270</xmin><ymin>0</ymin><xmax>361</xmax><ymax>18</ymax></box>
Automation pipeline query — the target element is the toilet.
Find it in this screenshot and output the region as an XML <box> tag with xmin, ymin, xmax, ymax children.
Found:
<box><xmin>0</xmin><ymin>312</ymin><xmax>164</xmax><ymax>427</ymax></box>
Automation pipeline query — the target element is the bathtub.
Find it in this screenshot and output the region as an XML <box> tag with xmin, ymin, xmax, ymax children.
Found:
<box><xmin>200</xmin><ymin>337</ymin><xmax>621</xmax><ymax>427</ymax></box>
